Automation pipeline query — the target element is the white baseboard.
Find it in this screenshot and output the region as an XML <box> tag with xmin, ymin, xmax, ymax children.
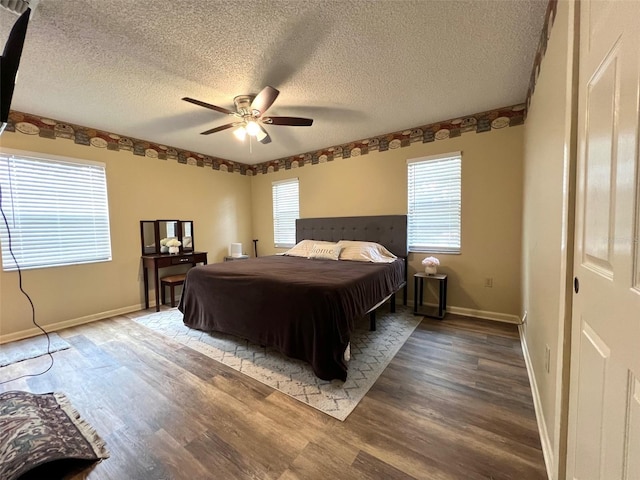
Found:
<box><xmin>0</xmin><ymin>303</ymin><xmax>149</xmax><ymax>344</ymax></box>
<box><xmin>405</xmin><ymin>300</ymin><xmax>522</xmax><ymax>324</ymax></box>
<box><xmin>519</xmin><ymin>324</ymin><xmax>554</xmax><ymax>480</ymax></box>
<box><xmin>446</xmin><ymin>305</ymin><xmax>521</xmax><ymax>324</ymax></box>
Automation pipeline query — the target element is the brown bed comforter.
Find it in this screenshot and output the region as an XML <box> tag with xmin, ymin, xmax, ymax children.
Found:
<box><xmin>178</xmin><ymin>255</ymin><xmax>405</xmax><ymax>380</ymax></box>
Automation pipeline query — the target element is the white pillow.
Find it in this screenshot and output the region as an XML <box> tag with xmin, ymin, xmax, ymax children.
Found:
<box><xmin>283</xmin><ymin>239</ymin><xmax>337</xmax><ymax>258</ymax></box>
<box><xmin>308</xmin><ymin>243</ymin><xmax>342</xmax><ymax>261</ymax></box>
<box><xmin>337</xmin><ymin>240</ymin><xmax>397</xmax><ymax>263</ymax></box>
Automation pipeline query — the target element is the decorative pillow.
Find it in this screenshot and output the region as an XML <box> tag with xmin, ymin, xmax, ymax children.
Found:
<box><xmin>283</xmin><ymin>239</ymin><xmax>337</xmax><ymax>258</ymax></box>
<box><xmin>308</xmin><ymin>243</ymin><xmax>343</xmax><ymax>261</ymax></box>
<box><xmin>337</xmin><ymin>240</ymin><xmax>397</xmax><ymax>263</ymax></box>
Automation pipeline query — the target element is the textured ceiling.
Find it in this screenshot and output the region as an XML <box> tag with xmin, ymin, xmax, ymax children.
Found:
<box><xmin>0</xmin><ymin>0</ymin><xmax>547</xmax><ymax>165</ymax></box>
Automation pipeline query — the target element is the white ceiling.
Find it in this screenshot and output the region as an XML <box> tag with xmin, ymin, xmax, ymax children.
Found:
<box><xmin>1</xmin><ymin>0</ymin><xmax>547</xmax><ymax>165</ymax></box>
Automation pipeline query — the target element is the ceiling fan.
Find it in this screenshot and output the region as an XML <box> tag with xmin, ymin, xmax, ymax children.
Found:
<box><xmin>182</xmin><ymin>86</ymin><xmax>313</xmax><ymax>145</ymax></box>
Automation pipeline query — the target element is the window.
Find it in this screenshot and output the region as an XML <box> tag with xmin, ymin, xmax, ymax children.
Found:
<box><xmin>272</xmin><ymin>178</ymin><xmax>299</xmax><ymax>248</ymax></box>
<box><xmin>407</xmin><ymin>152</ymin><xmax>461</xmax><ymax>254</ymax></box>
<box><xmin>0</xmin><ymin>151</ymin><xmax>112</xmax><ymax>271</ymax></box>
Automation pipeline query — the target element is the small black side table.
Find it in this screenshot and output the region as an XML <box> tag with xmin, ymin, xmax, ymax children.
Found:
<box><xmin>414</xmin><ymin>273</ymin><xmax>447</xmax><ymax>319</ymax></box>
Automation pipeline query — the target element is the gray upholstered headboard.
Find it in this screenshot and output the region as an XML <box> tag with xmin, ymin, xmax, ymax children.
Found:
<box><xmin>296</xmin><ymin>215</ymin><xmax>407</xmax><ymax>258</ymax></box>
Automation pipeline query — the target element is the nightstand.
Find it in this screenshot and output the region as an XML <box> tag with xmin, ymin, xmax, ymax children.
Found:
<box><xmin>414</xmin><ymin>273</ymin><xmax>447</xmax><ymax>319</ymax></box>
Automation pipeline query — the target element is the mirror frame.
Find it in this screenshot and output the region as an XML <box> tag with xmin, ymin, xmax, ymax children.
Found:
<box><xmin>179</xmin><ymin>220</ymin><xmax>194</xmax><ymax>253</ymax></box>
<box><xmin>140</xmin><ymin>219</ymin><xmax>184</xmax><ymax>255</ymax></box>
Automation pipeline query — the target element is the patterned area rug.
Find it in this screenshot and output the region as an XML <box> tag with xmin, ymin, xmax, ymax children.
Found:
<box><xmin>135</xmin><ymin>306</ymin><xmax>420</xmax><ymax>420</ymax></box>
<box><xmin>0</xmin><ymin>333</ymin><xmax>71</xmax><ymax>368</ymax></box>
<box><xmin>0</xmin><ymin>391</ymin><xmax>109</xmax><ymax>480</ymax></box>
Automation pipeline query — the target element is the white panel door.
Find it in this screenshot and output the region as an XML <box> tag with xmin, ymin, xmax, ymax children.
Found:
<box><xmin>567</xmin><ymin>0</ymin><xmax>640</xmax><ymax>479</ymax></box>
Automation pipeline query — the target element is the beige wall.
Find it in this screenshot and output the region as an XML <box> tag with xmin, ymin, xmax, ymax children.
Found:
<box><xmin>521</xmin><ymin>1</ymin><xmax>576</xmax><ymax>478</ymax></box>
<box><xmin>0</xmin><ymin>132</ymin><xmax>252</xmax><ymax>341</ymax></box>
<box><xmin>251</xmin><ymin>126</ymin><xmax>524</xmax><ymax>319</ymax></box>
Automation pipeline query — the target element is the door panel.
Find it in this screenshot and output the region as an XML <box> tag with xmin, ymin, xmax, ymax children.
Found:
<box><xmin>624</xmin><ymin>374</ymin><xmax>640</xmax><ymax>480</ymax></box>
<box><xmin>574</xmin><ymin>321</ymin><xmax>609</xmax><ymax>480</ymax></box>
<box><xmin>583</xmin><ymin>46</ymin><xmax>618</xmax><ymax>275</ymax></box>
<box><xmin>568</xmin><ymin>0</ymin><xmax>640</xmax><ymax>478</ymax></box>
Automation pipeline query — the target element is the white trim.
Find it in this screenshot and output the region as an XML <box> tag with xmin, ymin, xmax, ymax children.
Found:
<box><xmin>406</xmin><ymin>301</ymin><xmax>521</xmax><ymax>324</ymax></box>
<box><xmin>446</xmin><ymin>305</ymin><xmax>521</xmax><ymax>324</ymax></box>
<box><xmin>519</xmin><ymin>324</ymin><xmax>554</xmax><ymax>480</ymax></box>
<box><xmin>0</xmin><ymin>146</ymin><xmax>106</xmax><ymax>168</ymax></box>
<box><xmin>0</xmin><ymin>303</ymin><xmax>149</xmax><ymax>344</ymax></box>
<box><xmin>407</xmin><ymin>150</ymin><xmax>462</xmax><ymax>164</ymax></box>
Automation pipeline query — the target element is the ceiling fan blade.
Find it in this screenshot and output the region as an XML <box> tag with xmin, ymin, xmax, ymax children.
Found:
<box><xmin>256</xmin><ymin>124</ymin><xmax>271</xmax><ymax>144</ymax></box>
<box><xmin>259</xmin><ymin>133</ymin><xmax>272</xmax><ymax>144</ymax></box>
<box><xmin>264</xmin><ymin>116</ymin><xmax>313</xmax><ymax>127</ymax></box>
<box><xmin>251</xmin><ymin>86</ymin><xmax>279</xmax><ymax>115</ymax></box>
<box><xmin>183</xmin><ymin>97</ymin><xmax>235</xmax><ymax>115</ymax></box>
<box><xmin>200</xmin><ymin>123</ymin><xmax>236</xmax><ymax>135</ymax></box>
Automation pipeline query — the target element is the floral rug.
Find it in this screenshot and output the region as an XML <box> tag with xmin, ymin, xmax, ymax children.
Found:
<box><xmin>0</xmin><ymin>391</ymin><xmax>109</xmax><ymax>480</ymax></box>
<box><xmin>135</xmin><ymin>306</ymin><xmax>421</xmax><ymax>421</ymax></box>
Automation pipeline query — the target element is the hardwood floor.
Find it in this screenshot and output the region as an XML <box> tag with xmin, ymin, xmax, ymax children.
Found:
<box><xmin>0</xmin><ymin>310</ymin><xmax>547</xmax><ymax>479</ymax></box>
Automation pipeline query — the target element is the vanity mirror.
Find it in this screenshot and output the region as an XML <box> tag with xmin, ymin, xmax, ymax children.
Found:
<box><xmin>140</xmin><ymin>220</ymin><xmax>193</xmax><ymax>255</ymax></box>
<box><xmin>140</xmin><ymin>221</ymin><xmax>156</xmax><ymax>255</ymax></box>
<box><xmin>181</xmin><ymin>220</ymin><xmax>194</xmax><ymax>252</ymax></box>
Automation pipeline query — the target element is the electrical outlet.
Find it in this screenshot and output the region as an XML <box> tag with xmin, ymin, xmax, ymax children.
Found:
<box><xmin>484</xmin><ymin>277</ymin><xmax>493</xmax><ymax>288</ymax></box>
<box><xmin>544</xmin><ymin>345</ymin><xmax>551</xmax><ymax>373</ymax></box>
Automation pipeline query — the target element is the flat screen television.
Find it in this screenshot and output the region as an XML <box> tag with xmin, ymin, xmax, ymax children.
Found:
<box><xmin>1</xmin><ymin>8</ymin><xmax>31</xmax><ymax>132</ymax></box>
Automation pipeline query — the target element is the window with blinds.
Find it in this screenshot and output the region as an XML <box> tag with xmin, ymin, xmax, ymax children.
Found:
<box><xmin>407</xmin><ymin>152</ymin><xmax>462</xmax><ymax>254</ymax></box>
<box><xmin>272</xmin><ymin>178</ymin><xmax>299</xmax><ymax>248</ymax></box>
<box><xmin>0</xmin><ymin>152</ymin><xmax>112</xmax><ymax>271</ymax></box>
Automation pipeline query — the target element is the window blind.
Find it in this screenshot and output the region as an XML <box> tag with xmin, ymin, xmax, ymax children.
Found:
<box><xmin>0</xmin><ymin>152</ymin><xmax>112</xmax><ymax>271</ymax></box>
<box><xmin>407</xmin><ymin>153</ymin><xmax>461</xmax><ymax>253</ymax></box>
<box><xmin>272</xmin><ymin>178</ymin><xmax>299</xmax><ymax>248</ymax></box>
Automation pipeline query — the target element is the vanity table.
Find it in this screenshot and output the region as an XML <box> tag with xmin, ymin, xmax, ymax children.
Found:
<box><xmin>140</xmin><ymin>219</ymin><xmax>207</xmax><ymax>311</ymax></box>
<box><xmin>142</xmin><ymin>251</ymin><xmax>207</xmax><ymax>311</ymax></box>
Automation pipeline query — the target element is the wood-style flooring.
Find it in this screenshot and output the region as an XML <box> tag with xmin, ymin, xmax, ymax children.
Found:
<box><xmin>0</xmin><ymin>309</ymin><xmax>547</xmax><ymax>479</ymax></box>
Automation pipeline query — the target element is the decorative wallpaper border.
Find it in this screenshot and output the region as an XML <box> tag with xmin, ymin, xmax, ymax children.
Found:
<box><xmin>253</xmin><ymin>104</ymin><xmax>525</xmax><ymax>174</ymax></box>
<box><xmin>4</xmin><ymin>111</ymin><xmax>251</xmax><ymax>175</ymax></box>
<box><xmin>526</xmin><ymin>0</ymin><xmax>558</xmax><ymax>112</ymax></box>
<box><xmin>5</xmin><ymin>103</ymin><xmax>525</xmax><ymax>177</ymax></box>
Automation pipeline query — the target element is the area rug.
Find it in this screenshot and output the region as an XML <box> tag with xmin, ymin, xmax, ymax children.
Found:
<box><xmin>0</xmin><ymin>333</ymin><xmax>71</xmax><ymax>367</ymax></box>
<box><xmin>0</xmin><ymin>391</ymin><xmax>109</xmax><ymax>480</ymax></box>
<box><xmin>135</xmin><ymin>306</ymin><xmax>420</xmax><ymax>420</ymax></box>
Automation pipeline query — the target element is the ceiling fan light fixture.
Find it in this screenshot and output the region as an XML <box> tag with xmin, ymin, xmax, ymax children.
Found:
<box><xmin>255</xmin><ymin>128</ymin><xmax>268</xmax><ymax>142</ymax></box>
<box><xmin>233</xmin><ymin>126</ymin><xmax>247</xmax><ymax>141</ymax></box>
<box><xmin>183</xmin><ymin>86</ymin><xmax>313</xmax><ymax>145</ymax></box>
<box><xmin>245</xmin><ymin>120</ymin><xmax>261</xmax><ymax>136</ymax></box>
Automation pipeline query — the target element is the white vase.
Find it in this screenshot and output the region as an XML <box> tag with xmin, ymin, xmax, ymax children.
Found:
<box><xmin>425</xmin><ymin>265</ymin><xmax>437</xmax><ymax>275</ymax></box>
<box><xmin>168</xmin><ymin>246</ymin><xmax>179</xmax><ymax>255</ymax></box>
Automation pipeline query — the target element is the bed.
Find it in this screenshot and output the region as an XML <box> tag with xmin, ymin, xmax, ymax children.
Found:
<box><xmin>178</xmin><ymin>215</ymin><xmax>407</xmax><ymax>380</ymax></box>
